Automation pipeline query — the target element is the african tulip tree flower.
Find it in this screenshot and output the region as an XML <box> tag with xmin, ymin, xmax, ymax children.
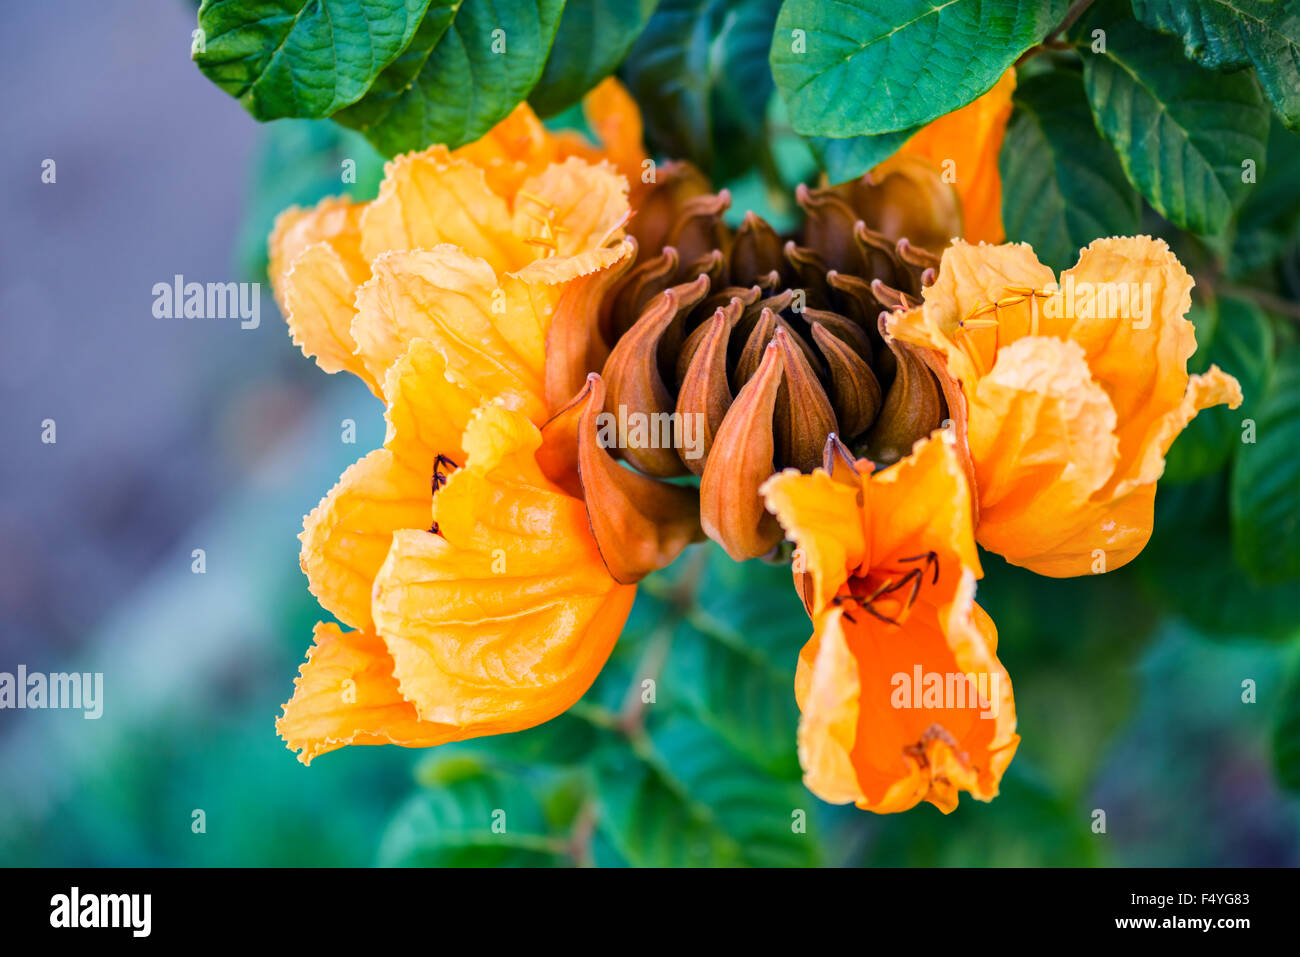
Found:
<box><xmin>888</xmin><ymin>236</ymin><xmax>1243</xmax><ymax>577</ymax></box>
<box><xmin>877</xmin><ymin>68</ymin><xmax>1016</xmax><ymax>246</ymax></box>
<box><xmin>269</xmin><ymin>83</ymin><xmax>697</xmax><ymax>763</ymax></box>
<box><xmin>762</xmin><ymin>432</ymin><xmax>1018</xmax><ymax>813</ymax></box>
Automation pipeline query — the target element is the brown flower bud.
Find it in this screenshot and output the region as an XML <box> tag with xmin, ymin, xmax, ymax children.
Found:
<box><xmin>551</xmin><ymin>162</ymin><xmax>965</xmax><ymax>567</ymax></box>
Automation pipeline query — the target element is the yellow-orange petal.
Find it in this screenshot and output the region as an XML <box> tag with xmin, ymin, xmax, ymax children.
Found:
<box><xmin>901</xmin><ymin>240</ymin><xmax>1057</xmax><ymax>386</ymax></box>
<box><xmin>866</xmin><ymin>431</ymin><xmax>983</xmax><ymax>584</ymax></box>
<box><xmin>299</xmin><ymin>449</ymin><xmax>430</xmax><ymax>630</ymax></box>
<box><xmin>268</xmin><ymin>196</ymin><xmax>365</xmax><ymax>303</ymax></box>
<box><xmin>360</xmin><ymin>145</ymin><xmax>531</xmax><ymax>272</ymax></box>
<box><xmin>761</xmin><ymin>466</ymin><xmax>868</xmax><ymax>615</ymax></box>
<box><xmin>578</xmin><ymin>76</ymin><xmax>648</xmax><ymax>192</ymax></box>
<box><xmin>892</xmin><ymin>69</ymin><xmax>1016</xmax><ymax>244</ymax></box>
<box><xmin>796</xmin><ymin>608</ymin><xmax>864</xmax><ymax>804</ymax></box>
<box><xmin>966</xmin><ymin>336</ymin><xmax>1120</xmax><ymax>561</ymax></box>
<box><xmin>1055</xmin><ymin>236</ymin><xmax>1205</xmax><ymax>490</ymax></box>
<box><xmin>798</xmin><ymin>570</ymin><xmax>1017</xmax><ymax>813</ymax></box>
<box><xmin>277</xmin><ymin>622</ymin><xmax>457</xmax><ymax>765</ymax></box>
<box><xmin>511</xmin><ymin>157</ymin><xmax>629</xmax><ymax>259</ymax></box>
<box><xmin>452</xmin><ymin>101</ymin><xmax>560</xmax><ymax>197</ymax></box>
<box><xmin>269</xmin><ymin>198</ymin><xmax>376</xmax><ymax>391</ymax></box>
<box><xmin>371</xmin><ymin>404</ymin><xmax>635</xmax><ymax>732</ymax></box>
<box><xmin>381</xmin><ymin>336</ymin><xmax>480</xmax><ymax>474</ymax></box>
<box><xmin>352</xmin><ymin>247</ymin><xmax>550</xmax><ymax>419</ymax></box>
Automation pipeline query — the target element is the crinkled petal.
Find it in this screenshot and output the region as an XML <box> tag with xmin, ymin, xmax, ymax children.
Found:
<box><xmin>360</xmin><ymin>146</ymin><xmax>531</xmax><ymax>271</ymax></box>
<box><xmin>894</xmin><ymin>239</ymin><xmax>1056</xmax><ymax>388</ymax></box>
<box><xmin>967</xmin><ymin>336</ymin><xmax>1120</xmax><ymax>568</ymax></box>
<box><xmin>865</xmin><ymin>431</ymin><xmax>982</xmax><ymax>583</ymax></box>
<box><xmin>277</xmin><ymin>622</ymin><xmax>457</xmax><ymax>765</ymax></box>
<box><xmin>452</xmin><ymin>101</ymin><xmax>560</xmax><ymax>197</ymax></box>
<box><xmin>352</xmin><ymin>247</ymin><xmax>550</xmax><ymax>419</ymax></box>
<box><xmin>371</xmin><ymin>404</ymin><xmax>634</xmax><ymax>732</ymax></box>
<box><xmin>511</xmin><ymin>157</ymin><xmax>629</xmax><ymax>260</ymax></box>
<box><xmin>269</xmin><ymin>197</ymin><xmax>376</xmax><ymax>391</ymax></box>
<box><xmin>1057</xmin><ymin>236</ymin><xmax>1221</xmax><ymax>492</ymax></box>
<box><xmin>381</xmin><ymin>337</ymin><xmax>480</xmax><ymax>474</ymax></box>
<box><xmin>299</xmin><ymin>449</ymin><xmax>430</xmax><ymax>630</ymax></box>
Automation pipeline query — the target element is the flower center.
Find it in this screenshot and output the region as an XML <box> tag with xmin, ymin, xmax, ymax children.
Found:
<box><xmin>953</xmin><ymin>284</ymin><xmax>1054</xmax><ymax>377</ymax></box>
<box><xmin>831</xmin><ymin>550</ymin><xmax>940</xmax><ymax>626</ymax></box>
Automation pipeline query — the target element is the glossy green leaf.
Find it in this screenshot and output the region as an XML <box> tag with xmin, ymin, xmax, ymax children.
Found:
<box><xmin>1231</xmin><ymin>116</ymin><xmax>1300</xmax><ymax>275</ymax></box>
<box><xmin>805</xmin><ymin>126</ymin><xmax>918</xmax><ymax>186</ymax></box>
<box><xmin>593</xmin><ymin>712</ymin><xmax>819</xmax><ymax>867</ymax></box>
<box><xmin>620</xmin><ymin>0</ymin><xmax>781</xmax><ymax>182</ymax></box>
<box><xmin>771</xmin><ymin>0</ymin><xmax>1065</xmax><ymax>138</ymax></box>
<box><xmin>1080</xmin><ymin>2</ymin><xmax>1270</xmax><ymax>235</ymax></box>
<box><xmin>1133</xmin><ymin>0</ymin><xmax>1300</xmax><ymax>132</ymax></box>
<box><xmin>194</xmin><ymin>0</ymin><xmax>434</xmax><ymax>120</ymax></box>
<box><xmin>527</xmin><ymin>0</ymin><xmax>656</xmax><ymax>117</ymax></box>
<box><xmin>1231</xmin><ymin>344</ymin><xmax>1300</xmax><ymax>582</ymax></box>
<box><xmin>377</xmin><ymin>765</ymin><xmax>560</xmax><ymax>865</ymax></box>
<box><xmin>1000</xmin><ymin>67</ymin><xmax>1140</xmax><ymax>272</ymax></box>
<box><xmin>330</xmin><ymin>0</ymin><xmax>463</xmax><ymax>132</ymax></box>
<box><xmin>336</xmin><ymin>0</ymin><xmax>567</xmax><ymax>155</ymax></box>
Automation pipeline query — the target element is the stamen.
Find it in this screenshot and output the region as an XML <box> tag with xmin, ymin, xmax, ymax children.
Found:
<box><xmin>516</xmin><ymin>189</ymin><xmax>555</xmax><ymax>211</ymax></box>
<box><xmin>431</xmin><ymin>453</ymin><xmax>458</xmax><ymax>493</ymax></box>
<box><xmin>830</xmin><ymin>552</ymin><xmax>940</xmax><ymax>627</ymax></box>
<box><xmin>954</xmin><ymin>323</ymin><xmax>987</xmax><ymax>378</ymax></box>
<box><xmin>428</xmin><ymin>454</ymin><xmax>459</xmax><ymax>535</ymax></box>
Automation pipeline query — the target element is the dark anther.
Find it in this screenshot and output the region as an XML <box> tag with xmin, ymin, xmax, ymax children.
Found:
<box><xmin>431</xmin><ymin>453</ymin><xmax>458</xmax><ymax>493</ymax></box>
<box><xmin>898</xmin><ymin>550</ymin><xmax>940</xmax><ymax>585</ymax></box>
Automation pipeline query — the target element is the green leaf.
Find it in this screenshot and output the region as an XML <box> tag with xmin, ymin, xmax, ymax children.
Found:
<box><xmin>194</xmin><ymin>0</ymin><xmax>434</xmax><ymax>120</ymax></box>
<box><xmin>378</xmin><ymin>765</ymin><xmax>561</xmax><ymax>865</ymax></box>
<box><xmin>999</xmin><ymin>67</ymin><xmax>1140</xmax><ymax>272</ymax></box>
<box><xmin>1165</xmin><ymin>295</ymin><xmax>1273</xmax><ymax>482</ymax></box>
<box><xmin>663</xmin><ymin>617</ymin><xmax>802</xmax><ymax>778</ymax></box>
<box><xmin>1133</xmin><ymin>0</ymin><xmax>1300</xmax><ymax>132</ymax></box>
<box><xmin>1272</xmin><ymin>650</ymin><xmax>1300</xmax><ymax>794</ymax></box>
<box><xmin>805</xmin><ymin>126</ymin><xmax>918</xmax><ymax>186</ymax></box>
<box><xmin>1231</xmin><ymin>116</ymin><xmax>1300</xmax><ymax>275</ymax></box>
<box><xmin>771</xmin><ymin>0</ymin><xmax>1065</xmax><ymax>138</ymax></box>
<box><xmin>330</xmin><ymin>0</ymin><xmax>463</xmax><ymax>132</ymax></box>
<box><xmin>527</xmin><ymin>0</ymin><xmax>656</xmax><ymax>117</ymax></box>
<box><xmin>1140</xmin><ymin>475</ymin><xmax>1300</xmax><ymax>641</ymax></box>
<box><xmin>336</xmin><ymin>0</ymin><xmax>567</xmax><ymax>155</ymax></box>
<box><xmin>620</xmin><ymin>0</ymin><xmax>782</xmax><ymax>182</ymax></box>
<box><xmin>1079</xmin><ymin>1</ymin><xmax>1270</xmax><ymax>235</ymax></box>
<box><xmin>1231</xmin><ymin>343</ymin><xmax>1300</xmax><ymax>582</ymax></box>
<box><xmin>593</xmin><ymin>713</ymin><xmax>819</xmax><ymax>867</ymax></box>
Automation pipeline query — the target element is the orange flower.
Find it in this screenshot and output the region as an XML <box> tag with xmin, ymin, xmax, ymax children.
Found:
<box><xmin>762</xmin><ymin>432</ymin><xmax>1018</xmax><ymax>814</ymax></box>
<box><xmin>268</xmin><ymin>78</ymin><xmax>641</xmax><ymax>400</ymax></box>
<box><xmin>889</xmin><ymin>236</ymin><xmax>1243</xmax><ymax>576</ymax></box>
<box><xmin>270</xmin><ymin>84</ymin><xmax>672</xmax><ymax>764</ymax></box>
<box><xmin>882</xmin><ymin>69</ymin><xmax>1016</xmax><ymax>245</ymax></box>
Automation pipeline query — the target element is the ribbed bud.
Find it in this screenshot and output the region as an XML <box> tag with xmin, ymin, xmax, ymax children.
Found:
<box><xmin>559</xmin><ymin>161</ymin><xmax>962</xmax><ymax>565</ymax></box>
